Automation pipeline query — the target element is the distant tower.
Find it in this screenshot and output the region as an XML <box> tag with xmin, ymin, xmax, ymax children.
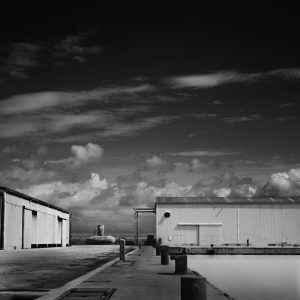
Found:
<box><xmin>97</xmin><ymin>224</ymin><xmax>105</xmax><ymax>236</ymax></box>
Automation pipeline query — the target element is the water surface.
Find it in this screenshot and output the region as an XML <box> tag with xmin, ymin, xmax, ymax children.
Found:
<box><xmin>188</xmin><ymin>255</ymin><xmax>300</xmax><ymax>300</ymax></box>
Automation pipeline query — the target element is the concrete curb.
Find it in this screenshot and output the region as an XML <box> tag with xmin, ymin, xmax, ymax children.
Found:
<box><xmin>37</xmin><ymin>247</ymin><xmax>138</xmax><ymax>300</ymax></box>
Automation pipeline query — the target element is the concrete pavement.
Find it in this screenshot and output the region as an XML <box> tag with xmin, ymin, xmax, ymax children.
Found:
<box><xmin>0</xmin><ymin>245</ymin><xmax>127</xmax><ymax>291</ymax></box>
<box><xmin>39</xmin><ymin>246</ymin><xmax>234</xmax><ymax>300</ymax></box>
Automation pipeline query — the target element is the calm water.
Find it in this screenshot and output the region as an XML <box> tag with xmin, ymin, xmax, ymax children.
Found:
<box><xmin>188</xmin><ymin>255</ymin><xmax>300</xmax><ymax>300</ymax></box>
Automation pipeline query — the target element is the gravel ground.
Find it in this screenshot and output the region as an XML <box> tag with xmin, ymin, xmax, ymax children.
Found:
<box><xmin>0</xmin><ymin>245</ymin><xmax>133</xmax><ymax>290</ymax></box>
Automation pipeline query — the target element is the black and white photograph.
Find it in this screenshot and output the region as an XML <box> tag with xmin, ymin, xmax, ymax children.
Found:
<box><xmin>0</xmin><ymin>3</ymin><xmax>300</xmax><ymax>300</ymax></box>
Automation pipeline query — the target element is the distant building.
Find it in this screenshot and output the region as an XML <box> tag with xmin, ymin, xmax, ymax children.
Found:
<box><xmin>97</xmin><ymin>224</ymin><xmax>105</xmax><ymax>236</ymax></box>
<box><xmin>156</xmin><ymin>197</ymin><xmax>300</xmax><ymax>247</ymax></box>
<box><xmin>0</xmin><ymin>186</ymin><xmax>70</xmax><ymax>250</ymax></box>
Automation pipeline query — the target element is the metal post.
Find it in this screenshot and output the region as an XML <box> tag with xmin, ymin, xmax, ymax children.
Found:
<box><xmin>135</xmin><ymin>211</ymin><xmax>139</xmax><ymax>245</ymax></box>
<box><xmin>160</xmin><ymin>246</ymin><xmax>169</xmax><ymax>265</ymax></box>
<box><xmin>120</xmin><ymin>239</ymin><xmax>125</xmax><ymax>260</ymax></box>
<box><xmin>181</xmin><ymin>276</ymin><xmax>207</xmax><ymax>300</ymax></box>
<box><xmin>156</xmin><ymin>238</ymin><xmax>162</xmax><ymax>256</ymax></box>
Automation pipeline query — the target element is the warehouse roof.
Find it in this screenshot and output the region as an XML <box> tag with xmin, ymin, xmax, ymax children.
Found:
<box><xmin>0</xmin><ymin>186</ymin><xmax>69</xmax><ymax>214</ymax></box>
<box><xmin>156</xmin><ymin>196</ymin><xmax>300</xmax><ymax>205</ymax></box>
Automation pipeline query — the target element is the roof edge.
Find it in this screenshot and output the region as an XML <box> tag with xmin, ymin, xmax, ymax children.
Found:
<box><xmin>0</xmin><ymin>186</ymin><xmax>69</xmax><ymax>214</ymax></box>
<box><xmin>156</xmin><ymin>196</ymin><xmax>300</xmax><ymax>205</ymax></box>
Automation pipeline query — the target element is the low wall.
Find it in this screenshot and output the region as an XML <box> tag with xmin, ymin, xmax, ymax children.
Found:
<box><xmin>167</xmin><ymin>246</ymin><xmax>300</xmax><ymax>255</ymax></box>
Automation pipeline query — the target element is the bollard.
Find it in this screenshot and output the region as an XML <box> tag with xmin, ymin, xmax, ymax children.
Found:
<box><xmin>160</xmin><ymin>245</ymin><xmax>169</xmax><ymax>265</ymax></box>
<box><xmin>120</xmin><ymin>239</ymin><xmax>125</xmax><ymax>261</ymax></box>
<box><xmin>181</xmin><ymin>276</ymin><xmax>207</xmax><ymax>300</ymax></box>
<box><xmin>156</xmin><ymin>238</ymin><xmax>162</xmax><ymax>256</ymax></box>
<box><xmin>170</xmin><ymin>255</ymin><xmax>187</xmax><ymax>274</ymax></box>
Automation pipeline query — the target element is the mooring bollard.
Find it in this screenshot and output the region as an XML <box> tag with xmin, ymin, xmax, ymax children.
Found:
<box><xmin>120</xmin><ymin>238</ymin><xmax>125</xmax><ymax>261</ymax></box>
<box><xmin>160</xmin><ymin>245</ymin><xmax>169</xmax><ymax>265</ymax></box>
<box><xmin>181</xmin><ymin>275</ymin><xmax>207</xmax><ymax>300</ymax></box>
<box><xmin>156</xmin><ymin>238</ymin><xmax>162</xmax><ymax>256</ymax></box>
<box><xmin>171</xmin><ymin>254</ymin><xmax>188</xmax><ymax>274</ymax></box>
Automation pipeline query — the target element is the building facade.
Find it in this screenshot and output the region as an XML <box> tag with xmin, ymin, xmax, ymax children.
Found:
<box><xmin>156</xmin><ymin>197</ymin><xmax>300</xmax><ymax>247</ymax></box>
<box><xmin>0</xmin><ymin>186</ymin><xmax>70</xmax><ymax>250</ymax></box>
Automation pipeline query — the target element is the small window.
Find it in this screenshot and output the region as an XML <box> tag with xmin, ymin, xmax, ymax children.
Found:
<box><xmin>32</xmin><ymin>210</ymin><xmax>37</xmax><ymax>216</ymax></box>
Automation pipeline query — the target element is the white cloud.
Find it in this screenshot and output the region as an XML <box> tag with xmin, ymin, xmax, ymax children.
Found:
<box><xmin>191</xmin><ymin>113</ymin><xmax>218</xmax><ymax>119</ymax></box>
<box><xmin>0</xmin><ymin>165</ymin><xmax>57</xmax><ymax>189</ymax></box>
<box><xmin>0</xmin><ymin>84</ymin><xmax>182</xmax><ymax>141</ymax></box>
<box><xmin>2</xmin><ymin>42</ymin><xmax>41</xmax><ymax>79</ymax></box>
<box><xmin>212</xmin><ymin>100</ymin><xmax>223</xmax><ymax>105</ymax></box>
<box><xmin>36</xmin><ymin>146</ymin><xmax>48</xmax><ymax>156</ymax></box>
<box><xmin>1</xmin><ymin>146</ymin><xmax>17</xmax><ymax>155</ymax></box>
<box><xmin>94</xmin><ymin>116</ymin><xmax>179</xmax><ymax>139</ymax></box>
<box><xmin>0</xmin><ymin>85</ymin><xmax>153</xmax><ymax>115</ymax></box>
<box><xmin>190</xmin><ymin>158</ymin><xmax>219</xmax><ymax>172</ymax></box>
<box><xmin>146</xmin><ymin>156</ymin><xmax>164</xmax><ymax>168</ymax></box>
<box><xmin>19</xmin><ymin>173</ymin><xmax>108</xmax><ymax>208</ymax></box>
<box><xmin>166</xmin><ymin>71</ymin><xmax>259</xmax><ymax>88</ymax></box>
<box><xmin>46</xmin><ymin>143</ymin><xmax>103</xmax><ymax>167</ymax></box>
<box><xmin>171</xmin><ymin>150</ymin><xmax>240</xmax><ymax>157</ymax></box>
<box><xmin>275</xmin><ymin>116</ymin><xmax>297</xmax><ymax>122</ymax></box>
<box><xmin>53</xmin><ymin>32</ymin><xmax>102</xmax><ymax>63</ymax></box>
<box><xmin>278</xmin><ymin>102</ymin><xmax>295</xmax><ymax>108</ymax></box>
<box><xmin>71</xmin><ymin>143</ymin><xmax>103</xmax><ymax>161</ymax></box>
<box><xmin>213</xmin><ymin>187</ymin><xmax>231</xmax><ymax>197</ymax></box>
<box><xmin>165</xmin><ymin>68</ymin><xmax>300</xmax><ymax>89</ymax></box>
<box><xmin>263</xmin><ymin>169</ymin><xmax>300</xmax><ymax>196</ymax></box>
<box><xmin>223</xmin><ymin>114</ymin><xmax>262</xmax><ymax>123</ymax></box>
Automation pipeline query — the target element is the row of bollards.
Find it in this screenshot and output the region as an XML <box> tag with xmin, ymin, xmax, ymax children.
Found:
<box><xmin>158</xmin><ymin>244</ymin><xmax>207</xmax><ymax>300</ymax></box>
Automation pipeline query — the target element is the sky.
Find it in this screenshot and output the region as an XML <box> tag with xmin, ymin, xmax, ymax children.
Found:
<box><xmin>0</xmin><ymin>4</ymin><xmax>300</xmax><ymax>234</ymax></box>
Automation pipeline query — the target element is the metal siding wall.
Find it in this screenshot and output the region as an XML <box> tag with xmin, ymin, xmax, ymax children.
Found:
<box><xmin>46</xmin><ymin>214</ymin><xmax>53</xmax><ymax>244</ymax></box>
<box><xmin>156</xmin><ymin>205</ymin><xmax>178</xmax><ymax>246</ymax></box>
<box><xmin>238</xmin><ymin>205</ymin><xmax>300</xmax><ymax>246</ymax></box>
<box><xmin>23</xmin><ymin>209</ymin><xmax>32</xmax><ymax>248</ymax></box>
<box><xmin>3</xmin><ymin>192</ymin><xmax>70</xmax><ymax>249</ymax></box>
<box><xmin>157</xmin><ymin>203</ymin><xmax>300</xmax><ymax>247</ymax></box>
<box><xmin>239</xmin><ymin>206</ymin><xmax>263</xmax><ymax>245</ymax></box>
<box><xmin>4</xmin><ymin>201</ymin><xmax>22</xmax><ymax>249</ymax></box>
<box><xmin>37</xmin><ymin>212</ymin><xmax>47</xmax><ymax>244</ymax></box>
<box><xmin>157</xmin><ymin>204</ymin><xmax>238</xmax><ymax>246</ymax></box>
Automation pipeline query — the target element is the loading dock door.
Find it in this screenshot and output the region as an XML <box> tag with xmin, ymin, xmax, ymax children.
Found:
<box><xmin>199</xmin><ymin>225</ymin><xmax>222</xmax><ymax>246</ymax></box>
<box><xmin>180</xmin><ymin>225</ymin><xmax>199</xmax><ymax>246</ymax></box>
<box><xmin>62</xmin><ymin>219</ymin><xmax>67</xmax><ymax>247</ymax></box>
<box><xmin>57</xmin><ymin>218</ymin><xmax>62</xmax><ymax>246</ymax></box>
<box><xmin>23</xmin><ymin>208</ymin><xmax>32</xmax><ymax>249</ymax></box>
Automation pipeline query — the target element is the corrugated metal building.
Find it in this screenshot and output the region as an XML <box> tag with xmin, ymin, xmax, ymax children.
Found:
<box><xmin>156</xmin><ymin>197</ymin><xmax>300</xmax><ymax>247</ymax></box>
<box><xmin>0</xmin><ymin>186</ymin><xmax>70</xmax><ymax>250</ymax></box>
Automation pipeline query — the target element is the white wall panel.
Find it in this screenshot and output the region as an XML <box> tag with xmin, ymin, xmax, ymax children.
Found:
<box><xmin>157</xmin><ymin>203</ymin><xmax>300</xmax><ymax>247</ymax></box>
<box><xmin>23</xmin><ymin>209</ymin><xmax>32</xmax><ymax>249</ymax></box>
<box><xmin>4</xmin><ymin>202</ymin><xmax>22</xmax><ymax>249</ymax></box>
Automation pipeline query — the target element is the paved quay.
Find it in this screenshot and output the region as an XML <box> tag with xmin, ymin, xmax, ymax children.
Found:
<box><xmin>39</xmin><ymin>246</ymin><xmax>234</xmax><ymax>300</ymax></box>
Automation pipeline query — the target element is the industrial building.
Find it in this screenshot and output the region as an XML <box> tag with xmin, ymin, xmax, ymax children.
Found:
<box><xmin>0</xmin><ymin>186</ymin><xmax>70</xmax><ymax>250</ymax></box>
<box><xmin>156</xmin><ymin>197</ymin><xmax>300</xmax><ymax>247</ymax></box>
